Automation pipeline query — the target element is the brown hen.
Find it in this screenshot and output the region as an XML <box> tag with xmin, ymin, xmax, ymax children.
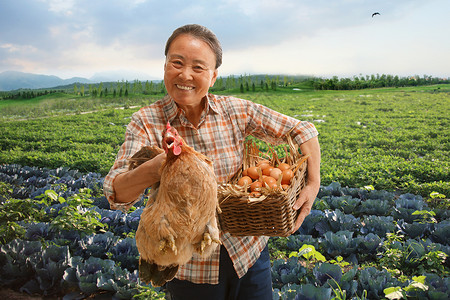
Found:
<box><xmin>131</xmin><ymin>122</ymin><xmax>221</xmax><ymax>287</ymax></box>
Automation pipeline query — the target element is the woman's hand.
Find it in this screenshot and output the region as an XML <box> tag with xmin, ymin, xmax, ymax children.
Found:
<box><xmin>292</xmin><ymin>136</ymin><xmax>321</xmax><ymax>234</ymax></box>
<box><xmin>292</xmin><ymin>181</ymin><xmax>320</xmax><ymax>233</ymax></box>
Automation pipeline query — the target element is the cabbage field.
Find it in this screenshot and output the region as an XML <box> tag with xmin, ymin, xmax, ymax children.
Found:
<box><xmin>0</xmin><ymin>84</ymin><xmax>449</xmax><ymax>299</ymax></box>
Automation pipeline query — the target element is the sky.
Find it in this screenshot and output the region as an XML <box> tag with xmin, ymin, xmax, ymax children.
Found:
<box><xmin>0</xmin><ymin>0</ymin><xmax>449</xmax><ymax>81</ymax></box>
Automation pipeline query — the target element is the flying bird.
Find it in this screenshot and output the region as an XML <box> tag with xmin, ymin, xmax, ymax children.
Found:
<box><xmin>131</xmin><ymin>122</ymin><xmax>221</xmax><ymax>287</ymax></box>
<box><xmin>372</xmin><ymin>12</ymin><xmax>380</xmax><ymax>17</ymax></box>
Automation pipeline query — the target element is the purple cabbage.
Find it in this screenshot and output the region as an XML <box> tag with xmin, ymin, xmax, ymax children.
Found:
<box><xmin>313</xmin><ymin>262</ymin><xmax>342</xmax><ymax>286</ymax></box>
<box><xmin>110</xmin><ymin>237</ymin><xmax>139</xmax><ymax>272</ymax></box>
<box><xmin>359</xmin><ymin>199</ymin><xmax>391</xmax><ymax>216</ymax></box>
<box><xmin>75</xmin><ymin>232</ymin><xmax>118</xmax><ymax>259</ymax></box>
<box><xmin>325</xmin><ymin>195</ymin><xmax>361</xmax><ymax>214</ymax></box>
<box><xmin>271</xmin><ymin>257</ymin><xmax>305</xmax><ymax>288</ymax></box>
<box><xmin>294</xmin><ymin>283</ymin><xmax>332</xmax><ymax>300</ymax></box>
<box><xmin>360</xmin><ymin>215</ymin><xmax>395</xmax><ymax>236</ymax></box>
<box><xmin>319</xmin><ymin>230</ymin><xmax>359</xmax><ymax>257</ymax></box>
<box><xmin>357</xmin><ymin>233</ymin><xmax>383</xmax><ymax>255</ymax></box>
<box><xmin>358</xmin><ymin>267</ymin><xmax>402</xmax><ymax>299</ymax></box>
<box><xmin>315</xmin><ymin>210</ymin><xmax>361</xmax><ymax>235</ymax></box>
<box><xmin>431</xmin><ymin>220</ymin><xmax>450</xmax><ymax>245</ymax></box>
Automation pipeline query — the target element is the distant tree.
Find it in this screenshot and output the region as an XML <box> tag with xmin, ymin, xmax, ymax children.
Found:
<box><xmin>214</xmin><ymin>77</ymin><xmax>224</xmax><ymax>91</ymax></box>
<box><xmin>125</xmin><ymin>81</ymin><xmax>130</xmax><ymax>94</ymax></box>
<box><xmin>97</xmin><ymin>83</ymin><xmax>103</xmax><ymax>97</ymax></box>
<box><xmin>159</xmin><ymin>81</ymin><xmax>166</xmax><ymax>94</ymax></box>
<box><xmin>271</xmin><ymin>81</ymin><xmax>277</xmax><ymax>90</ymax></box>
<box><xmin>132</xmin><ymin>80</ymin><xmax>142</xmax><ymax>94</ymax></box>
<box><xmin>149</xmin><ymin>81</ymin><xmax>154</xmax><ymax>94</ymax></box>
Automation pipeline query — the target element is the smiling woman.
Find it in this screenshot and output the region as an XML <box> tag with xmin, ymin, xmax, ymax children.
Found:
<box><xmin>103</xmin><ymin>23</ymin><xmax>320</xmax><ymax>300</ymax></box>
<box><xmin>163</xmin><ymin>34</ymin><xmax>218</xmax><ymax>127</ymax></box>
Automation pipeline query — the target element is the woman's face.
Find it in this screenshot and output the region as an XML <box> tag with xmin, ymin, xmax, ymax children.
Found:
<box><xmin>164</xmin><ymin>34</ymin><xmax>218</xmax><ymax>110</ymax></box>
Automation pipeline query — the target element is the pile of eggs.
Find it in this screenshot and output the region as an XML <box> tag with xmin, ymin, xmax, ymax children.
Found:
<box><xmin>237</xmin><ymin>160</ymin><xmax>294</xmax><ymax>196</ymax></box>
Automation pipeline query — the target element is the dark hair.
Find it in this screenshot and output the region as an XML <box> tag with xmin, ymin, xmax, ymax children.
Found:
<box><xmin>165</xmin><ymin>24</ymin><xmax>222</xmax><ymax>69</ymax></box>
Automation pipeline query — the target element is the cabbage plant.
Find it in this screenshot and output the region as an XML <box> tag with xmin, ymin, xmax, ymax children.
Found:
<box><xmin>320</xmin><ymin>231</ymin><xmax>359</xmax><ymax>257</ymax></box>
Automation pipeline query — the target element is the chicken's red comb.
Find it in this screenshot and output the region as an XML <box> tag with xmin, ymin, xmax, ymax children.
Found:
<box><xmin>166</xmin><ymin>122</ymin><xmax>171</xmax><ymax>130</ymax></box>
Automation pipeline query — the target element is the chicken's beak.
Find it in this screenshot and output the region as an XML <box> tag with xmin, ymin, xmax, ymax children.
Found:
<box><xmin>164</xmin><ymin>132</ymin><xmax>175</xmax><ymax>149</ymax></box>
<box><xmin>163</xmin><ymin>131</ymin><xmax>182</xmax><ymax>155</ymax></box>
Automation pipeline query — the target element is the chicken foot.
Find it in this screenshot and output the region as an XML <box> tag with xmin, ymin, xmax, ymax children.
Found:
<box><xmin>157</xmin><ymin>216</ymin><xmax>178</xmax><ymax>255</ymax></box>
<box><xmin>195</xmin><ymin>222</ymin><xmax>221</xmax><ymax>256</ymax></box>
<box><xmin>159</xmin><ymin>235</ymin><xmax>177</xmax><ymax>255</ymax></box>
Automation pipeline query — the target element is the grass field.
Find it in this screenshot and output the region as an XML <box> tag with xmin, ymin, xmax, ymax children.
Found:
<box><xmin>1</xmin><ymin>84</ymin><xmax>449</xmax><ymax>197</ymax></box>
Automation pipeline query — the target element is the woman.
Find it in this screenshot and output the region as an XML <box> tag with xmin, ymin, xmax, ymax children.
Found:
<box><xmin>103</xmin><ymin>24</ymin><xmax>320</xmax><ymax>300</ymax></box>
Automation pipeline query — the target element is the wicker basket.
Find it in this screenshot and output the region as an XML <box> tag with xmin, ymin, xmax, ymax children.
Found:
<box><xmin>218</xmin><ymin>134</ymin><xmax>308</xmax><ymax>237</ymax></box>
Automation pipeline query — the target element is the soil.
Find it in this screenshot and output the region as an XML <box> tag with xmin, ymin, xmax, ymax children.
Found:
<box><xmin>0</xmin><ymin>289</ymin><xmax>115</xmax><ymax>300</ymax></box>
<box><xmin>0</xmin><ymin>289</ymin><xmax>46</xmax><ymax>299</ymax></box>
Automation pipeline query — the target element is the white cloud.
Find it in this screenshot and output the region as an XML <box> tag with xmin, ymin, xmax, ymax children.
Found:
<box><xmin>1</xmin><ymin>43</ymin><xmax>38</xmax><ymax>53</ymax></box>
<box><xmin>0</xmin><ymin>0</ymin><xmax>448</xmax><ymax>78</ymax></box>
<box><xmin>43</xmin><ymin>0</ymin><xmax>75</xmax><ymax>15</ymax></box>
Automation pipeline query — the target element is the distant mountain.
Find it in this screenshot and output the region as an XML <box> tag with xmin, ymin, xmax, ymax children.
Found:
<box><xmin>0</xmin><ymin>71</ymin><xmax>92</xmax><ymax>91</ymax></box>
<box><xmin>0</xmin><ymin>70</ymin><xmax>160</xmax><ymax>91</ymax></box>
<box><xmin>89</xmin><ymin>70</ymin><xmax>159</xmax><ymax>82</ymax></box>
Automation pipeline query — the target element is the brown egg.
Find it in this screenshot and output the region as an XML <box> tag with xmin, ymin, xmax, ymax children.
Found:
<box><xmin>258</xmin><ymin>162</ymin><xmax>271</xmax><ymax>171</ymax></box>
<box><xmin>262</xmin><ymin>166</ymin><xmax>274</xmax><ymax>176</ymax></box>
<box><xmin>250</xmin><ymin>181</ymin><xmax>263</xmax><ymax>192</ymax></box>
<box><xmin>263</xmin><ymin>176</ymin><xmax>277</xmax><ymax>187</ymax></box>
<box><xmin>257</xmin><ymin>159</ymin><xmax>270</xmax><ymax>167</ymax></box>
<box><xmin>266</xmin><ymin>178</ymin><xmax>279</xmax><ymax>189</ymax></box>
<box><xmin>249</xmin><ymin>191</ymin><xmax>262</xmax><ymax>197</ymax></box>
<box><xmin>281</xmin><ymin>169</ymin><xmax>294</xmax><ymax>184</ymax></box>
<box><xmin>278</xmin><ymin>163</ymin><xmax>291</xmax><ymax>171</ymax></box>
<box><xmin>242</xmin><ymin>169</ymin><xmax>248</xmax><ymax>176</ymax></box>
<box><xmin>247</xmin><ymin>166</ymin><xmax>261</xmax><ymax>180</ymax></box>
<box><xmin>269</xmin><ymin>168</ymin><xmax>282</xmax><ymax>180</ymax></box>
<box><xmin>238</xmin><ymin>176</ymin><xmax>252</xmax><ymax>186</ymax></box>
<box><xmin>282</xmin><ymin>184</ymin><xmax>290</xmax><ymax>190</ymax></box>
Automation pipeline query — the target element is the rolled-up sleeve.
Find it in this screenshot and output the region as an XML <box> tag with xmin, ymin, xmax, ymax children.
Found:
<box><xmin>103</xmin><ymin>111</ymin><xmax>153</xmax><ymax>212</ymax></box>
<box><xmin>291</xmin><ymin>120</ymin><xmax>319</xmax><ymax>145</ymax></box>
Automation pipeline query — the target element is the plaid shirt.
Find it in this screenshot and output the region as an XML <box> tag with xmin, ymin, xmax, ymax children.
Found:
<box><xmin>103</xmin><ymin>93</ymin><xmax>318</xmax><ymax>284</ymax></box>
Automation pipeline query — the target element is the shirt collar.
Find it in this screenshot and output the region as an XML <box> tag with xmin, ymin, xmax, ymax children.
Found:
<box><xmin>207</xmin><ymin>93</ymin><xmax>221</xmax><ymax>115</ymax></box>
<box><xmin>161</xmin><ymin>94</ymin><xmax>179</xmax><ymax>124</ymax></box>
<box><xmin>162</xmin><ymin>94</ymin><xmax>221</xmax><ymax>126</ymax></box>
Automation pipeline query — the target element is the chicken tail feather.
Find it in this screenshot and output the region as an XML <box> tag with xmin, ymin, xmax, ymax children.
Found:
<box><xmin>139</xmin><ymin>257</ymin><xmax>179</xmax><ymax>287</ymax></box>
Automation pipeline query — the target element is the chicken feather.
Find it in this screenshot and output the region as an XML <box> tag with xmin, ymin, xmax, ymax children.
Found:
<box><xmin>132</xmin><ymin>123</ymin><xmax>221</xmax><ymax>287</ymax></box>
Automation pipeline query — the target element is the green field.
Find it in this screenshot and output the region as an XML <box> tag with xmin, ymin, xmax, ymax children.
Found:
<box><xmin>1</xmin><ymin>84</ymin><xmax>449</xmax><ymax>197</ymax></box>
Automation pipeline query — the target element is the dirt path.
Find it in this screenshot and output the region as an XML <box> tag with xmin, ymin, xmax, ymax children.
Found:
<box><xmin>3</xmin><ymin>105</ymin><xmax>140</xmax><ymax>122</ymax></box>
